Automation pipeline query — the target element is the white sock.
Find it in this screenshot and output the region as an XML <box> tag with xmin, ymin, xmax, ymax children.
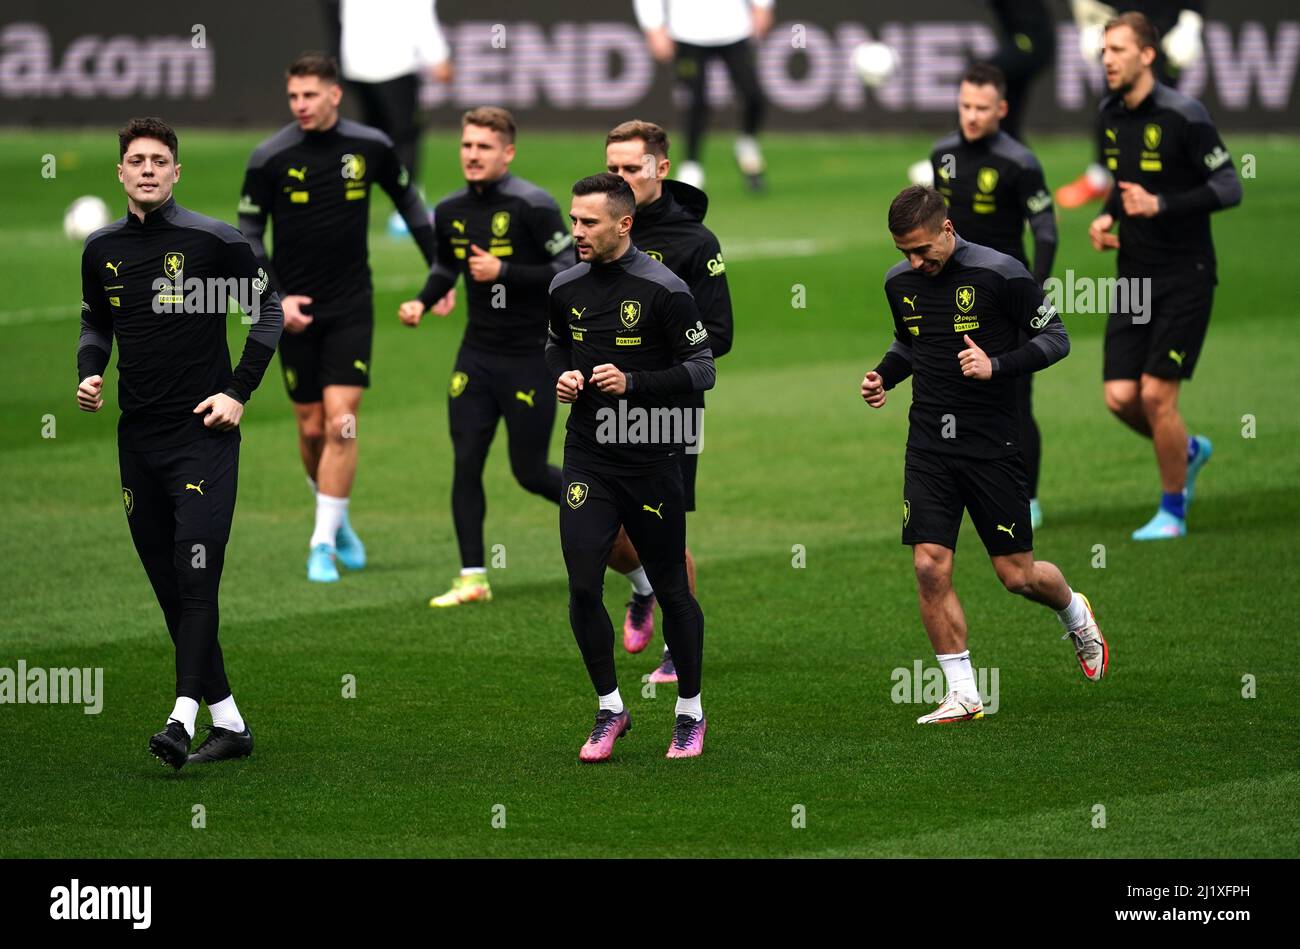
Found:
<box><xmin>461</xmin><ymin>566</ymin><xmax>487</xmax><ymax>576</ymax></box>
<box><xmin>208</xmin><ymin>694</ymin><xmax>245</xmax><ymax>733</ymax></box>
<box><xmin>168</xmin><ymin>697</ymin><xmax>199</xmax><ymax>739</ymax></box>
<box><xmin>625</xmin><ymin>566</ymin><xmax>653</xmax><ymax>596</ymax></box>
<box><xmin>598</xmin><ymin>688</ymin><xmax>624</xmax><ymax>715</ymax></box>
<box><xmin>310</xmin><ymin>493</ymin><xmax>349</xmax><ymax>549</ymax></box>
<box><xmin>1056</xmin><ymin>590</ymin><xmax>1089</xmax><ymax>631</ymax></box>
<box><xmin>936</xmin><ymin>650</ymin><xmax>978</xmax><ymax>700</ymax></box>
<box><xmin>675</xmin><ymin>693</ymin><xmax>703</xmax><ymax>721</ymax></box>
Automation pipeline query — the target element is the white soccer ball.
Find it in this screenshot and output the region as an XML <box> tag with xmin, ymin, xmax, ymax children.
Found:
<box><xmin>63</xmin><ymin>196</ymin><xmax>112</xmax><ymax>241</ymax></box>
<box><xmin>907</xmin><ymin>159</ymin><xmax>935</xmax><ymax>188</ymax></box>
<box><xmin>853</xmin><ymin>41</ymin><xmax>899</xmax><ymax>89</ymax></box>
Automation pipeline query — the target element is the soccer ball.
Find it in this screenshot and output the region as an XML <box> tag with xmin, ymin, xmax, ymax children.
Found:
<box><xmin>853</xmin><ymin>41</ymin><xmax>899</xmax><ymax>89</ymax></box>
<box><xmin>63</xmin><ymin>196</ymin><xmax>112</xmax><ymax>241</ymax></box>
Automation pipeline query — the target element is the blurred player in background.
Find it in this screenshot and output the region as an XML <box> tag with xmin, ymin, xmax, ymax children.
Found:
<box><xmin>1087</xmin><ymin>13</ymin><xmax>1239</xmax><ymax>540</ymax></box>
<box><xmin>547</xmin><ymin>173</ymin><xmax>715</xmax><ymax>760</ymax></box>
<box><xmin>399</xmin><ymin>108</ymin><xmax>572</xmax><ymax>607</ymax></box>
<box><xmin>984</xmin><ymin>0</ymin><xmax>1055</xmax><ymax>145</ymax></box>
<box><xmin>240</xmin><ymin>53</ymin><xmax>444</xmax><ymax>583</ymax></box>
<box><xmin>635</xmin><ymin>0</ymin><xmax>774</xmax><ymax>192</ymax></box>
<box><xmin>603</xmin><ymin>120</ymin><xmax>733</xmax><ymax>683</ymax></box>
<box><xmin>862</xmin><ymin>186</ymin><xmax>1106</xmax><ymax>725</ymax></box>
<box><xmin>325</xmin><ymin>0</ymin><xmax>454</xmax><ymax>235</ymax></box>
<box><xmin>1057</xmin><ymin>0</ymin><xmax>1205</xmax><ymax>207</ymax></box>
<box><xmin>78</xmin><ymin>118</ymin><xmax>283</xmax><ymax>767</ymax></box>
<box><xmin>931</xmin><ymin>64</ymin><xmax>1057</xmax><ymax>528</ymax></box>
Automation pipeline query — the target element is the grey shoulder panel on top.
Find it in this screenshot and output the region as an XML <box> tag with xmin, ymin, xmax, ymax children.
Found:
<box><xmin>958</xmin><ymin>241</ymin><xmax>1034</xmax><ymax>282</ymax></box>
<box><xmin>336</xmin><ymin>119</ymin><xmax>396</xmax><ymax>148</ymax></box>
<box><xmin>83</xmin><ymin>216</ymin><xmax>130</xmax><ymax>248</ymax></box>
<box><xmin>1155</xmin><ymin>83</ymin><xmax>1213</xmax><ymax>124</ymax></box>
<box><xmin>167</xmin><ymin>205</ymin><xmax>247</xmax><ymax>245</ymax></box>
<box><xmin>247</xmin><ymin>122</ymin><xmax>305</xmax><ymax>168</ymax></box>
<box><xmin>626</xmin><ymin>251</ymin><xmax>691</xmax><ymax>294</ymax></box>
<box><xmin>931</xmin><ymin>131</ymin><xmax>963</xmax><ymax>155</ymax></box>
<box><xmin>884</xmin><ymin>258</ymin><xmax>913</xmax><ymax>284</ymax></box>
<box><xmin>499</xmin><ymin>175</ymin><xmax>561</xmax><ymax>209</ymax></box>
<box><xmin>989</xmin><ymin>132</ymin><xmax>1041</xmax><ymax>170</ymax></box>
<box><xmin>549</xmin><ymin>262</ymin><xmax>591</xmax><ymax>293</ymax></box>
<box><xmin>433</xmin><ymin>185</ymin><xmax>471</xmax><ymax>210</ymax></box>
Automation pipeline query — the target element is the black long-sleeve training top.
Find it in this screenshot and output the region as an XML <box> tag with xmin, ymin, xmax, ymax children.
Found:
<box><xmin>77</xmin><ymin>197</ymin><xmax>284</xmax><ymax>450</ymax></box>
<box><xmin>873</xmin><ymin>236</ymin><xmax>1068</xmax><ymax>460</ymax></box>
<box><xmin>545</xmin><ymin>244</ymin><xmax>715</xmax><ymax>474</ymax></box>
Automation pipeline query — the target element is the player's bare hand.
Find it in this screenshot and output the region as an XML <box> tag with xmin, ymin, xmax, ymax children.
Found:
<box><xmin>282</xmin><ymin>295</ymin><xmax>314</xmax><ymax>334</ymax></box>
<box><xmin>556</xmin><ymin>370</ymin><xmax>584</xmax><ymax>403</ymax></box>
<box><xmin>429</xmin><ymin>60</ymin><xmax>453</xmax><ymax>84</ymax></box>
<box><xmin>194</xmin><ymin>392</ymin><xmax>244</xmax><ymax>430</ymax></box>
<box><xmin>958</xmin><ymin>335</ymin><xmax>992</xmax><ymax>380</ymax></box>
<box><xmin>591</xmin><ymin>363</ymin><xmax>627</xmax><ymax>395</ymax></box>
<box><xmin>467</xmin><ymin>244</ymin><xmax>502</xmax><ymax>282</ymax></box>
<box><xmin>1089</xmin><ymin>213</ymin><xmax>1120</xmax><ymax>251</ymax></box>
<box><xmin>861</xmin><ymin>370</ymin><xmax>886</xmax><ymax>408</ymax></box>
<box><xmin>431</xmin><ymin>288</ymin><xmax>456</xmax><ymax>316</ymax></box>
<box><xmin>398</xmin><ymin>299</ymin><xmax>426</xmax><ymax>327</ymax></box>
<box><xmin>1118</xmin><ymin>181</ymin><xmax>1160</xmax><ymax>218</ymax></box>
<box><xmin>751</xmin><ymin>6</ymin><xmax>775</xmax><ymax>39</ymax></box>
<box><xmin>77</xmin><ymin>375</ymin><xmax>104</xmax><ymax>412</ymax></box>
<box><xmin>646</xmin><ymin>27</ymin><xmax>675</xmax><ymax>63</ymax></box>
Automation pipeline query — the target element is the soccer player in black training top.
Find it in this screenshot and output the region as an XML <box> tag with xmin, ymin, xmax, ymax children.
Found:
<box><xmin>399</xmin><ymin>107</ymin><xmax>572</xmax><ymax>607</ymax></box>
<box><xmin>547</xmin><ymin>174</ymin><xmax>715</xmax><ymax>761</ymax></box>
<box><xmin>861</xmin><ymin>187</ymin><xmax>1106</xmax><ymax>725</ymax></box>
<box><xmin>239</xmin><ymin>52</ymin><xmax>445</xmax><ymax>584</ymax></box>
<box><xmin>1087</xmin><ymin>13</ymin><xmax>1240</xmax><ymax>541</ymax></box>
<box><xmin>931</xmin><ymin>63</ymin><xmax>1057</xmax><ymax>530</ymax></box>
<box><xmin>77</xmin><ymin>118</ymin><xmax>284</xmax><ymax>768</ymax></box>
<box><xmin>603</xmin><ymin>120</ymin><xmax>734</xmax><ymax>683</ymax></box>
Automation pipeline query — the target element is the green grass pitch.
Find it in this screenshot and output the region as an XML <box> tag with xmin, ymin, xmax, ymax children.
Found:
<box><xmin>0</xmin><ymin>128</ymin><xmax>1296</xmax><ymax>857</ymax></box>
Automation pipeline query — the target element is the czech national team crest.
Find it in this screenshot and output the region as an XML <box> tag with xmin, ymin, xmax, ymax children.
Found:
<box><xmin>977</xmin><ymin>167</ymin><xmax>998</xmax><ymax>194</ymax></box>
<box><xmin>163</xmin><ymin>252</ymin><xmax>184</xmax><ymax>280</ymax></box>
<box><xmin>566</xmin><ymin>482</ymin><xmax>589</xmax><ymax>509</ymax></box>
<box><xmin>903</xmin><ymin>499</ymin><xmax>910</xmax><ymax>527</ymax></box>
<box><xmin>619</xmin><ymin>300</ymin><xmax>641</xmax><ymax>329</ymax></box>
<box><xmin>122</xmin><ymin>487</ymin><xmax>133</xmax><ymax>516</ymax></box>
<box><xmin>956</xmin><ymin>286</ymin><xmax>975</xmax><ymax>313</ymax></box>
<box><xmin>644</xmin><ymin>250</ymin><xmax>663</xmax><ymax>262</ymax></box>
<box><xmin>491</xmin><ymin>211</ymin><xmax>510</xmax><ymax>237</ymax></box>
<box><xmin>449</xmin><ymin>371</ymin><xmax>469</xmax><ymax>397</ymax></box>
<box><xmin>1143</xmin><ymin>123</ymin><xmax>1162</xmax><ymax>150</ymax></box>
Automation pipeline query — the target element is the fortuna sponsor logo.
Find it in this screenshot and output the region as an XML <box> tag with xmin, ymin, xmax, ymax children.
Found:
<box><xmin>891</xmin><ymin>660</ymin><xmax>999</xmax><ymax>714</ymax></box>
<box><xmin>0</xmin><ymin>660</ymin><xmax>103</xmax><ymax>714</ymax></box>
<box><xmin>1043</xmin><ymin>269</ymin><xmax>1151</xmax><ymax>325</ymax></box>
<box><xmin>596</xmin><ymin>401</ymin><xmax>704</xmax><ymax>455</ymax></box>
<box><xmin>49</xmin><ymin>879</ymin><xmax>151</xmax><ymax>929</ymax></box>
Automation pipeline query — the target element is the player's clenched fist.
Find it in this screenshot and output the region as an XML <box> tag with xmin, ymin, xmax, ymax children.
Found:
<box><xmin>194</xmin><ymin>392</ymin><xmax>244</xmax><ymax>431</ymax></box>
<box><xmin>398</xmin><ymin>299</ymin><xmax>426</xmax><ymax>327</ymax></box>
<box><xmin>1089</xmin><ymin>213</ymin><xmax>1120</xmax><ymax>252</ymax></box>
<box><xmin>591</xmin><ymin>363</ymin><xmax>626</xmax><ymax>395</ymax></box>
<box><xmin>861</xmin><ymin>370</ymin><xmax>886</xmax><ymax>408</ymax></box>
<box><xmin>77</xmin><ymin>374</ymin><xmax>104</xmax><ymax>412</ymax></box>
<box><xmin>556</xmin><ymin>370</ymin><xmax>584</xmax><ymax>403</ymax></box>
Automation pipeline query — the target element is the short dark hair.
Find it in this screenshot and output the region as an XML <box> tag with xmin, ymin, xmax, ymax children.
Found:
<box><xmin>287</xmin><ymin>51</ymin><xmax>339</xmax><ymax>82</ymax></box>
<box><xmin>118</xmin><ymin>117</ymin><xmax>178</xmax><ymax>163</ymax></box>
<box><xmin>962</xmin><ymin>63</ymin><xmax>1007</xmax><ymax>99</ymax></box>
<box><xmin>1104</xmin><ymin>12</ymin><xmax>1160</xmax><ymax>52</ymax></box>
<box><xmin>606</xmin><ymin>120</ymin><xmax>671</xmax><ymax>159</ymax></box>
<box><xmin>463</xmin><ymin>106</ymin><xmax>517</xmax><ymax>144</ymax></box>
<box><xmin>572</xmin><ymin>172</ymin><xmax>635</xmax><ymax>219</ymax></box>
<box><xmin>888</xmin><ymin>185</ymin><xmax>948</xmax><ymax>235</ymax></box>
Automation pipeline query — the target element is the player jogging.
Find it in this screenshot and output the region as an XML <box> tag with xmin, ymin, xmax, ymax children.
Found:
<box><xmin>603</xmin><ymin>120</ymin><xmax>734</xmax><ymax>682</ymax></box>
<box><xmin>399</xmin><ymin>107</ymin><xmax>572</xmax><ymax>607</ymax></box>
<box><xmin>1087</xmin><ymin>12</ymin><xmax>1241</xmax><ymax>540</ymax></box>
<box><xmin>547</xmin><ymin>173</ymin><xmax>715</xmax><ymax>760</ymax></box>
<box><xmin>77</xmin><ymin>117</ymin><xmax>284</xmax><ymax>767</ymax></box>
<box><xmin>238</xmin><ymin>52</ymin><xmax>444</xmax><ymax>582</ymax></box>
<box><xmin>931</xmin><ymin>63</ymin><xmax>1057</xmax><ymax>529</ymax></box>
<box><xmin>861</xmin><ymin>186</ymin><xmax>1107</xmax><ymax>724</ymax></box>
